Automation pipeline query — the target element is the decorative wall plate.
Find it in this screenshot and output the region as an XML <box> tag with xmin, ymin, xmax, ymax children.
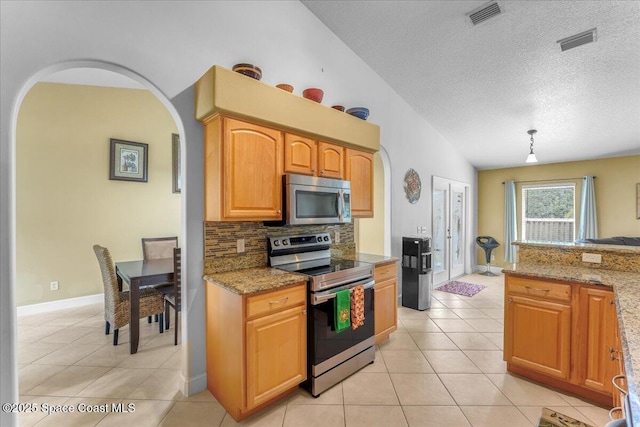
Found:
<box><xmin>404</xmin><ymin>168</ymin><xmax>421</xmax><ymax>204</ymax></box>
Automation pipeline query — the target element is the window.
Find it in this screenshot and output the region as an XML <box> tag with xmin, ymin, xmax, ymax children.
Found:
<box><xmin>522</xmin><ymin>184</ymin><xmax>576</xmax><ymax>242</ymax></box>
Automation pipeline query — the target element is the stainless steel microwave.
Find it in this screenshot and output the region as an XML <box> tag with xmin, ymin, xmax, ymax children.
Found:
<box><xmin>285</xmin><ymin>173</ymin><xmax>351</xmax><ymax>225</ymax></box>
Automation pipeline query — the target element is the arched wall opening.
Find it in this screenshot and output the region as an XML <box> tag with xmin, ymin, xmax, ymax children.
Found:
<box><xmin>6</xmin><ymin>60</ymin><xmax>190</xmax><ymax>407</ymax></box>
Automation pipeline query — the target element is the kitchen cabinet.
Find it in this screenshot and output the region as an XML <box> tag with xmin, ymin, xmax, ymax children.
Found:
<box><xmin>374</xmin><ymin>261</ymin><xmax>398</xmax><ymax>344</ymax></box>
<box><xmin>284</xmin><ymin>133</ymin><xmax>317</xmax><ymax>176</ymax></box>
<box><xmin>317</xmin><ymin>141</ymin><xmax>344</xmax><ymax>179</ymax></box>
<box><xmin>504</xmin><ymin>273</ymin><xmax>622</xmax><ymax>406</ymax></box>
<box><xmin>204</xmin><ymin>116</ymin><xmax>284</xmax><ymax>221</ymax></box>
<box><xmin>504</xmin><ymin>276</ymin><xmax>572</xmax><ymax>380</ymax></box>
<box><xmin>575</xmin><ymin>286</ymin><xmax>619</xmax><ymax>395</ymax></box>
<box><xmin>282</xmin><ymin>134</ymin><xmax>343</xmax><ymax>178</ymax></box>
<box><xmin>206</xmin><ymin>282</ymin><xmax>307</xmax><ymax>421</ymax></box>
<box><xmin>345</xmin><ymin>148</ymin><xmax>374</xmax><ymax>218</ymax></box>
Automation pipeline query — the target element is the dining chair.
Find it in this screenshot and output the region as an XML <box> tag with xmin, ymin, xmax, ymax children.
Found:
<box><xmin>142</xmin><ymin>236</ymin><xmax>178</xmax><ymax>260</ymax></box>
<box><xmin>93</xmin><ymin>244</ymin><xmax>165</xmax><ymax>345</ymax></box>
<box><xmin>164</xmin><ymin>247</ymin><xmax>181</xmax><ymax>345</ymax></box>
<box><xmin>142</xmin><ymin>236</ymin><xmax>178</xmax><ymax>323</ymax></box>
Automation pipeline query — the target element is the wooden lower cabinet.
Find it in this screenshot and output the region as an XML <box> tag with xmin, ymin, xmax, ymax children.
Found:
<box><xmin>504</xmin><ymin>274</ymin><xmax>621</xmax><ymax>406</ymax></box>
<box><xmin>505</xmin><ymin>294</ymin><xmax>572</xmax><ymax>380</ymax></box>
<box><xmin>206</xmin><ymin>282</ymin><xmax>307</xmax><ymax>421</ymax></box>
<box><xmin>374</xmin><ymin>261</ymin><xmax>398</xmax><ymax>344</ymax></box>
<box><xmin>574</xmin><ymin>286</ymin><xmax>619</xmax><ymax>395</ymax></box>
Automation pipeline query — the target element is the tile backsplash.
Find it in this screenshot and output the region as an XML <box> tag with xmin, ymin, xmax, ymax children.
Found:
<box><xmin>204</xmin><ymin>221</ymin><xmax>355</xmax><ymax>274</ymax></box>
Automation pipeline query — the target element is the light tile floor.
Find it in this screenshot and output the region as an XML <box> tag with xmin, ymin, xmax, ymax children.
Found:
<box><xmin>17</xmin><ymin>273</ymin><xmax>613</xmax><ymax>426</ymax></box>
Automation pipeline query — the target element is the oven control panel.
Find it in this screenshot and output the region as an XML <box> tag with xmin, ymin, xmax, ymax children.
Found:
<box><xmin>268</xmin><ymin>233</ymin><xmax>331</xmax><ymax>252</ymax></box>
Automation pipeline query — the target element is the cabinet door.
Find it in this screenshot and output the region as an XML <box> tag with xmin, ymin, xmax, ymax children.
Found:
<box><xmin>284</xmin><ymin>133</ymin><xmax>317</xmax><ymax>176</ymax></box>
<box><xmin>223</xmin><ymin>118</ymin><xmax>283</xmax><ymax>220</ymax></box>
<box><xmin>245</xmin><ymin>305</ymin><xmax>307</xmax><ymax>410</ymax></box>
<box><xmin>575</xmin><ymin>287</ymin><xmax>618</xmax><ymax>395</ymax></box>
<box><xmin>317</xmin><ymin>141</ymin><xmax>344</xmax><ymax>179</ymax></box>
<box><xmin>504</xmin><ymin>294</ymin><xmax>571</xmax><ymax>379</ymax></box>
<box><xmin>374</xmin><ymin>278</ymin><xmax>397</xmax><ymax>344</ymax></box>
<box><xmin>345</xmin><ymin>149</ymin><xmax>374</xmax><ymax>218</ymax></box>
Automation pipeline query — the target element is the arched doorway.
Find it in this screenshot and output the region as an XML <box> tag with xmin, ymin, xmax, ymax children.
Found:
<box><xmin>7</xmin><ymin>60</ymin><xmax>189</xmax><ymax>414</ymax></box>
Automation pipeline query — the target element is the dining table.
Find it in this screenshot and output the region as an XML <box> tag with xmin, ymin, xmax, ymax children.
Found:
<box><xmin>115</xmin><ymin>258</ymin><xmax>174</xmax><ymax>354</ymax></box>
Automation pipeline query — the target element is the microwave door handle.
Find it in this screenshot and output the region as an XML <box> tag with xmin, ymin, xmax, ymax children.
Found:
<box><xmin>336</xmin><ymin>190</ymin><xmax>343</xmax><ymax>221</ymax></box>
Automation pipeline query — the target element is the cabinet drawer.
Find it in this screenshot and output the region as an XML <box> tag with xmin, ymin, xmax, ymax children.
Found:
<box><xmin>374</xmin><ymin>262</ymin><xmax>397</xmax><ymax>282</ymax></box>
<box><xmin>246</xmin><ymin>284</ymin><xmax>306</xmax><ymax>319</ymax></box>
<box><xmin>507</xmin><ymin>276</ymin><xmax>571</xmax><ymax>303</ymax></box>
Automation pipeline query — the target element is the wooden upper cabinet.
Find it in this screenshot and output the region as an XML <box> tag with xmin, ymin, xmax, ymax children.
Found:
<box><xmin>317</xmin><ymin>141</ymin><xmax>344</xmax><ymax>179</ymax></box>
<box><xmin>345</xmin><ymin>148</ymin><xmax>374</xmax><ymax>217</ymax></box>
<box><xmin>204</xmin><ymin>116</ymin><xmax>284</xmax><ymax>221</ymax></box>
<box><xmin>284</xmin><ymin>134</ymin><xmax>317</xmax><ymax>176</ymax></box>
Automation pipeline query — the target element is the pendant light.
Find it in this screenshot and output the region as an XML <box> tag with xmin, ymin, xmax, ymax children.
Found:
<box><xmin>526</xmin><ymin>129</ymin><xmax>538</xmax><ymax>163</ymax></box>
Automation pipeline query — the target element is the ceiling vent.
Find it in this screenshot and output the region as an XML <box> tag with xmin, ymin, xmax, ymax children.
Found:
<box><xmin>557</xmin><ymin>28</ymin><xmax>597</xmax><ymax>51</ymax></box>
<box><xmin>467</xmin><ymin>2</ymin><xmax>502</xmax><ymax>26</ymax></box>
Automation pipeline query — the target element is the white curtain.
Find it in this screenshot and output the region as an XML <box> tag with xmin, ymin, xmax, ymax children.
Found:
<box><xmin>504</xmin><ymin>180</ymin><xmax>518</xmax><ymax>263</ymax></box>
<box><xmin>578</xmin><ymin>176</ymin><xmax>598</xmax><ymax>240</ymax></box>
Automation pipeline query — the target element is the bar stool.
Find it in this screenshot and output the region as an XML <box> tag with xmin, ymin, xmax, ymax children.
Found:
<box><xmin>476</xmin><ymin>236</ymin><xmax>500</xmax><ymax>276</ymax></box>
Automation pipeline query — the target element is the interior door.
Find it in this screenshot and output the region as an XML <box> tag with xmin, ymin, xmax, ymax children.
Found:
<box><xmin>432</xmin><ymin>177</ymin><xmax>467</xmax><ymax>285</ymax></box>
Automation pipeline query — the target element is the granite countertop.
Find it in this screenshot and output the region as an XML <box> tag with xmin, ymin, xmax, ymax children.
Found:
<box><xmin>204</xmin><ymin>267</ymin><xmax>307</xmax><ymax>295</ymax></box>
<box><xmin>514</xmin><ymin>240</ymin><xmax>640</xmax><ymax>255</ymax></box>
<box><xmin>504</xmin><ymin>263</ymin><xmax>640</xmax><ymax>425</ymax></box>
<box><xmin>337</xmin><ymin>252</ymin><xmax>399</xmax><ymax>265</ymax></box>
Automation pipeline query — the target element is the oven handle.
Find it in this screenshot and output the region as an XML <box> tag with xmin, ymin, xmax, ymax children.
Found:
<box><xmin>310</xmin><ymin>279</ymin><xmax>375</xmax><ymax>305</ymax></box>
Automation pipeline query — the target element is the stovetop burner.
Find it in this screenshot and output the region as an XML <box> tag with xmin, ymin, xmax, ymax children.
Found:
<box><xmin>276</xmin><ymin>258</ymin><xmax>370</xmax><ymax>276</ymax></box>
<box><xmin>268</xmin><ymin>232</ymin><xmax>374</xmax><ymax>292</ymax></box>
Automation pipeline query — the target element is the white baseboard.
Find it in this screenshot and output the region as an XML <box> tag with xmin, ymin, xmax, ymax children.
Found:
<box><xmin>17</xmin><ymin>293</ymin><xmax>103</xmax><ymax>317</ymax></box>
<box><xmin>184</xmin><ymin>371</ymin><xmax>208</xmax><ymax>396</ymax></box>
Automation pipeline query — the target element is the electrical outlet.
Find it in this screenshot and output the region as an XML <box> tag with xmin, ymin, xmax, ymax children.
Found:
<box><xmin>334</xmin><ymin>230</ymin><xmax>340</xmax><ymax>243</ymax></box>
<box><xmin>50</xmin><ymin>281</ymin><xmax>59</xmax><ymax>291</ymax></box>
<box><xmin>236</xmin><ymin>239</ymin><xmax>245</xmax><ymax>253</ymax></box>
<box><xmin>582</xmin><ymin>252</ymin><xmax>602</xmax><ymax>263</ymax></box>
<box><xmin>421</xmin><ymin>226</ymin><xmax>427</xmax><ymax>234</ymax></box>
<box><xmin>491</xmin><ymin>254</ymin><xmax>495</xmax><ymax>261</ymax></box>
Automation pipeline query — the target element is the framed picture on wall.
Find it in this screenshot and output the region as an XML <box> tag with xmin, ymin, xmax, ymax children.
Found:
<box><xmin>172</xmin><ymin>133</ymin><xmax>181</xmax><ymax>193</ymax></box>
<box><xmin>109</xmin><ymin>138</ymin><xmax>148</xmax><ymax>182</ymax></box>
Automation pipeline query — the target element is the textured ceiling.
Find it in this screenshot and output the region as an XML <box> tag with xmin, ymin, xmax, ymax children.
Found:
<box><xmin>302</xmin><ymin>0</ymin><xmax>640</xmax><ymax>169</ymax></box>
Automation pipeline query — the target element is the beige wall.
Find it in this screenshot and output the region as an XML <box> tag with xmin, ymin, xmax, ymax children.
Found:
<box><xmin>478</xmin><ymin>155</ymin><xmax>640</xmax><ymax>267</ymax></box>
<box><xmin>16</xmin><ymin>83</ymin><xmax>180</xmax><ymax>306</ymax></box>
<box><xmin>355</xmin><ymin>152</ymin><xmax>385</xmax><ymax>255</ymax></box>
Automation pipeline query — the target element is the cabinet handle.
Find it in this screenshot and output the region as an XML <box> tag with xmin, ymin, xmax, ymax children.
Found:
<box><xmin>311</xmin><ymin>168</ymin><xmax>316</xmax><ymax>173</ymax></box>
<box><xmin>269</xmin><ymin>297</ymin><xmax>289</xmax><ymax>305</ymax></box>
<box><xmin>320</xmin><ymin>170</ymin><xmax>324</xmax><ymax>175</ymax></box>
<box><xmin>609</xmin><ymin>300</ymin><xmax>615</xmax><ymax>305</ymax></box>
<box><xmin>277</xmin><ymin>210</ymin><xmax>282</xmax><ymax>214</ymax></box>
<box><xmin>507</xmin><ymin>298</ymin><xmax>513</xmax><ymax>303</ymax></box>
<box><xmin>525</xmin><ymin>286</ymin><xmax>550</xmax><ymax>293</ymax></box>
<box><xmin>302</xmin><ymin>310</ymin><xmax>307</xmax><ymax>315</ymax></box>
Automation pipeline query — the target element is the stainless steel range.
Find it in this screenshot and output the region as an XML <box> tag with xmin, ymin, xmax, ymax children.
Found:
<box><xmin>268</xmin><ymin>232</ymin><xmax>376</xmax><ymax>397</ymax></box>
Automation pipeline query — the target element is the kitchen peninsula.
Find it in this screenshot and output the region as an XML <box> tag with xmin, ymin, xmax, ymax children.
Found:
<box><xmin>503</xmin><ymin>241</ymin><xmax>640</xmax><ymax>425</ymax></box>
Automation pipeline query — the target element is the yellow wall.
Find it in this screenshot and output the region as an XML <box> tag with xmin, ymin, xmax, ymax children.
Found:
<box><xmin>16</xmin><ymin>83</ymin><xmax>180</xmax><ymax>306</ymax></box>
<box><xmin>355</xmin><ymin>152</ymin><xmax>385</xmax><ymax>255</ymax></box>
<box><xmin>478</xmin><ymin>155</ymin><xmax>640</xmax><ymax>267</ymax></box>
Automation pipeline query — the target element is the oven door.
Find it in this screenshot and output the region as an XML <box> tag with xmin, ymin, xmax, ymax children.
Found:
<box><xmin>308</xmin><ymin>278</ymin><xmax>375</xmax><ymax>375</ymax></box>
